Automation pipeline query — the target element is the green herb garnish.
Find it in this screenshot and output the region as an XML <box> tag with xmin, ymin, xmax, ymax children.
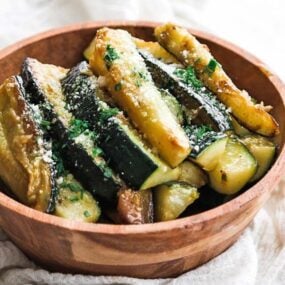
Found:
<box><xmin>52</xmin><ymin>142</ymin><xmax>67</xmax><ymax>177</ymax></box>
<box><xmin>69</xmin><ymin>119</ymin><xmax>90</xmax><ymax>138</ymax></box>
<box><xmin>84</xmin><ymin>210</ymin><xmax>91</xmax><ymax>218</ymax></box>
<box><xmin>205</xmin><ymin>59</ymin><xmax>219</xmax><ymax>75</ymax></box>
<box><xmin>92</xmin><ymin>147</ymin><xmax>103</xmax><ymax>157</ymax></box>
<box><xmin>104</xmin><ymin>44</ymin><xmax>120</xmax><ymax>69</ymax></box>
<box><xmin>69</xmin><ymin>196</ymin><xmax>80</xmax><ymax>202</ymax></box>
<box><xmin>103</xmin><ymin>167</ymin><xmax>113</xmax><ymax>178</ymax></box>
<box><xmin>99</xmin><ymin>107</ymin><xmax>119</xmax><ymax>122</ymax></box>
<box><xmin>194</xmin><ymin>125</ymin><xmax>213</xmax><ymax>140</ymax></box>
<box><xmin>40</xmin><ymin>119</ymin><xmax>51</xmax><ymax>130</ymax></box>
<box><xmin>114</xmin><ymin>82</ymin><xmax>122</xmax><ymax>91</ymax></box>
<box><xmin>174</xmin><ymin>66</ymin><xmax>203</xmax><ymax>89</ymax></box>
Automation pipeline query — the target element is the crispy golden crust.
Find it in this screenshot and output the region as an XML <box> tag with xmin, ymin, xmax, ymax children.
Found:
<box><xmin>0</xmin><ymin>76</ymin><xmax>52</xmax><ymax>211</ymax></box>
<box><xmin>155</xmin><ymin>23</ymin><xmax>279</xmax><ymax>137</ymax></box>
<box><xmin>90</xmin><ymin>28</ymin><xmax>190</xmax><ymax>167</ymax></box>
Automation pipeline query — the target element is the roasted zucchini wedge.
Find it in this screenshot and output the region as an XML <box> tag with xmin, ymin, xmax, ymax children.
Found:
<box><xmin>240</xmin><ymin>135</ymin><xmax>276</xmax><ymax>182</ymax></box>
<box><xmin>21</xmin><ymin>58</ymin><xmax>124</xmax><ymax>203</ymax></box>
<box><xmin>90</xmin><ymin>27</ymin><xmax>191</xmax><ymax>167</ymax></box>
<box><xmin>231</xmin><ymin>116</ymin><xmax>251</xmax><ymax>136</ymax></box>
<box><xmin>154</xmin><ymin>23</ymin><xmax>279</xmax><ymax>137</ymax></box>
<box><xmin>141</xmin><ymin>50</ymin><xmax>232</xmax><ymax>132</ymax></box>
<box><xmin>178</xmin><ymin>161</ymin><xmax>208</xmax><ymax>188</ymax></box>
<box><xmin>61</xmin><ymin>61</ymin><xmax>180</xmax><ymax>189</ymax></box>
<box><xmin>209</xmin><ymin>137</ymin><xmax>257</xmax><ymax>194</ymax></box>
<box><xmin>51</xmin><ymin>142</ymin><xmax>101</xmax><ymax>222</ymax></box>
<box><xmin>117</xmin><ymin>188</ymin><xmax>153</xmax><ymax>224</ymax></box>
<box><xmin>154</xmin><ymin>182</ymin><xmax>199</xmax><ymax>221</ymax></box>
<box><xmin>55</xmin><ymin>173</ymin><xmax>101</xmax><ymax>222</ymax></box>
<box><xmin>0</xmin><ymin>76</ymin><xmax>56</xmax><ymax>212</ymax></box>
<box><xmin>193</xmin><ymin>136</ymin><xmax>229</xmax><ymax>171</ymax></box>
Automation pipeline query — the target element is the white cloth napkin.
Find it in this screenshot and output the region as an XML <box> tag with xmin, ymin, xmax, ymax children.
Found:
<box><xmin>0</xmin><ymin>1</ymin><xmax>284</xmax><ymax>284</ymax></box>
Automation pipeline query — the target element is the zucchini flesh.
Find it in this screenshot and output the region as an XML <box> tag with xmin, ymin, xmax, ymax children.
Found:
<box><xmin>90</xmin><ymin>27</ymin><xmax>191</xmax><ymax>167</ymax></box>
<box><xmin>240</xmin><ymin>135</ymin><xmax>276</xmax><ymax>182</ymax></box>
<box><xmin>160</xmin><ymin>89</ymin><xmax>184</xmax><ymax>125</ymax></box>
<box><xmin>154</xmin><ymin>182</ymin><xmax>199</xmax><ymax>221</ymax></box>
<box><xmin>154</xmin><ymin>23</ymin><xmax>279</xmax><ymax>137</ymax></box>
<box><xmin>209</xmin><ymin>137</ymin><xmax>257</xmax><ymax>194</ymax></box>
<box><xmin>55</xmin><ymin>173</ymin><xmax>101</xmax><ymax>222</ymax></box>
<box><xmin>117</xmin><ymin>189</ymin><xmax>153</xmax><ymax>224</ymax></box>
<box><xmin>178</xmin><ymin>161</ymin><xmax>208</xmax><ymax>188</ymax></box>
<box><xmin>184</xmin><ymin>124</ymin><xmax>227</xmax><ymax>158</ymax></box>
<box><xmin>141</xmin><ymin>50</ymin><xmax>232</xmax><ymax>132</ymax></box>
<box><xmin>0</xmin><ymin>76</ymin><xmax>56</xmax><ymax>212</ymax></box>
<box><xmin>21</xmin><ymin>58</ymin><xmax>123</xmax><ymax>203</ymax></box>
<box><xmin>231</xmin><ymin>116</ymin><xmax>251</xmax><ymax>136</ymax></box>
<box><xmin>191</xmin><ymin>133</ymin><xmax>229</xmax><ymax>171</ymax></box>
<box><xmin>61</xmin><ymin>61</ymin><xmax>180</xmax><ymax>189</ymax></box>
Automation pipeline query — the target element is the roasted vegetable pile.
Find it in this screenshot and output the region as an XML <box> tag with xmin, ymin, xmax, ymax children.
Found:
<box><xmin>0</xmin><ymin>23</ymin><xmax>279</xmax><ymax>224</ymax></box>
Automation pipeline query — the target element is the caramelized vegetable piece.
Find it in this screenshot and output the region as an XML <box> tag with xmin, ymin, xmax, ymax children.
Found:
<box><xmin>155</xmin><ymin>23</ymin><xmax>279</xmax><ymax>137</ymax></box>
<box><xmin>117</xmin><ymin>189</ymin><xmax>153</xmax><ymax>224</ymax></box>
<box><xmin>61</xmin><ymin>62</ymin><xmax>181</xmax><ymax>190</ymax></box>
<box><xmin>154</xmin><ymin>182</ymin><xmax>199</xmax><ymax>222</ymax></box>
<box><xmin>240</xmin><ymin>135</ymin><xmax>276</xmax><ymax>182</ymax></box>
<box><xmin>178</xmin><ymin>161</ymin><xmax>208</xmax><ymax>188</ymax></box>
<box><xmin>0</xmin><ymin>76</ymin><xmax>55</xmax><ymax>212</ymax></box>
<box><xmin>194</xmin><ymin>136</ymin><xmax>229</xmax><ymax>171</ymax></box>
<box><xmin>55</xmin><ymin>174</ymin><xmax>101</xmax><ymax>222</ymax></box>
<box><xmin>90</xmin><ymin>28</ymin><xmax>191</xmax><ymax>167</ymax></box>
<box><xmin>209</xmin><ymin>137</ymin><xmax>257</xmax><ymax>194</ymax></box>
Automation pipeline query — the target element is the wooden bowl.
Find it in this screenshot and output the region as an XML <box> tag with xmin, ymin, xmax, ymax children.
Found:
<box><xmin>0</xmin><ymin>21</ymin><xmax>284</xmax><ymax>279</ymax></box>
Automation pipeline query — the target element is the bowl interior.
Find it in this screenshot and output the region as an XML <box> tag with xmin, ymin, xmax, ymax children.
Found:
<box><xmin>0</xmin><ymin>21</ymin><xmax>284</xmax><ymax>228</ymax></box>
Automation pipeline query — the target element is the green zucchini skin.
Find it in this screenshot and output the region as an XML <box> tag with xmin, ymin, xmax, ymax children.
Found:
<box><xmin>21</xmin><ymin>58</ymin><xmax>123</xmax><ymax>203</ymax></box>
<box><xmin>15</xmin><ymin>76</ymin><xmax>58</xmax><ymax>213</ymax></box>
<box><xmin>61</xmin><ymin>61</ymin><xmax>161</xmax><ymax>189</ymax></box>
<box><xmin>140</xmin><ymin>51</ymin><xmax>232</xmax><ymax>132</ymax></box>
<box><xmin>184</xmin><ymin>124</ymin><xmax>226</xmax><ymax>158</ymax></box>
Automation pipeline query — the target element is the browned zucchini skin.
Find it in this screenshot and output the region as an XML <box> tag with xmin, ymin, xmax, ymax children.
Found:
<box><xmin>15</xmin><ymin>76</ymin><xmax>58</xmax><ymax>213</ymax></box>
<box><xmin>141</xmin><ymin>51</ymin><xmax>232</xmax><ymax>132</ymax></box>
<box><xmin>21</xmin><ymin>59</ymin><xmax>123</xmax><ymax>204</ymax></box>
<box><xmin>0</xmin><ymin>76</ymin><xmax>57</xmax><ymax>213</ymax></box>
<box><xmin>117</xmin><ymin>189</ymin><xmax>153</xmax><ymax>224</ymax></box>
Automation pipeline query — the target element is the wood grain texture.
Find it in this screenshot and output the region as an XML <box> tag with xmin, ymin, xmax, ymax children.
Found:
<box><xmin>0</xmin><ymin>21</ymin><xmax>285</xmax><ymax>278</ymax></box>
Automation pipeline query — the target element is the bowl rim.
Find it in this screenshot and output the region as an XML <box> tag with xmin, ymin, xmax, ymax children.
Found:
<box><xmin>0</xmin><ymin>20</ymin><xmax>285</xmax><ymax>235</ymax></box>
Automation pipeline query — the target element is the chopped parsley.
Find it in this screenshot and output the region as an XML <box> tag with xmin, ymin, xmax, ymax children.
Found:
<box><xmin>193</xmin><ymin>125</ymin><xmax>213</xmax><ymax>140</ymax></box>
<box><xmin>114</xmin><ymin>82</ymin><xmax>122</xmax><ymax>91</ymax></box>
<box><xmin>40</xmin><ymin>119</ymin><xmax>51</xmax><ymax>130</ymax></box>
<box><xmin>205</xmin><ymin>59</ymin><xmax>219</xmax><ymax>75</ymax></box>
<box><xmin>92</xmin><ymin>147</ymin><xmax>103</xmax><ymax>157</ymax></box>
<box><xmin>69</xmin><ymin>119</ymin><xmax>94</xmax><ymax>139</ymax></box>
<box><xmin>52</xmin><ymin>142</ymin><xmax>67</xmax><ymax>177</ymax></box>
<box><xmin>99</xmin><ymin>107</ymin><xmax>119</xmax><ymax>122</ymax></box>
<box><xmin>103</xmin><ymin>167</ymin><xmax>113</xmax><ymax>178</ymax></box>
<box><xmin>174</xmin><ymin>66</ymin><xmax>203</xmax><ymax>89</ymax></box>
<box><xmin>60</xmin><ymin>181</ymin><xmax>84</xmax><ymax>199</ymax></box>
<box><xmin>132</xmin><ymin>69</ymin><xmax>149</xmax><ymax>87</ymax></box>
<box><xmin>104</xmin><ymin>44</ymin><xmax>120</xmax><ymax>69</ymax></box>
<box><xmin>69</xmin><ymin>196</ymin><xmax>80</xmax><ymax>202</ymax></box>
<box><xmin>84</xmin><ymin>210</ymin><xmax>91</xmax><ymax>218</ymax></box>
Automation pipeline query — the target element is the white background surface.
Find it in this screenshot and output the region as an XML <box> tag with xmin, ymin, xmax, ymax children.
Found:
<box><xmin>0</xmin><ymin>1</ymin><xmax>284</xmax><ymax>284</ymax></box>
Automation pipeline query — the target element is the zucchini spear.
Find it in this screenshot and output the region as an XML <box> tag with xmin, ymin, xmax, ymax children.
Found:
<box><xmin>155</xmin><ymin>23</ymin><xmax>279</xmax><ymax>137</ymax></box>
<box><xmin>90</xmin><ymin>28</ymin><xmax>191</xmax><ymax>167</ymax></box>
<box><xmin>61</xmin><ymin>62</ymin><xmax>180</xmax><ymax>190</ymax></box>
<box><xmin>21</xmin><ymin>58</ymin><xmax>124</xmax><ymax>203</ymax></box>
<box><xmin>0</xmin><ymin>76</ymin><xmax>56</xmax><ymax>212</ymax></box>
